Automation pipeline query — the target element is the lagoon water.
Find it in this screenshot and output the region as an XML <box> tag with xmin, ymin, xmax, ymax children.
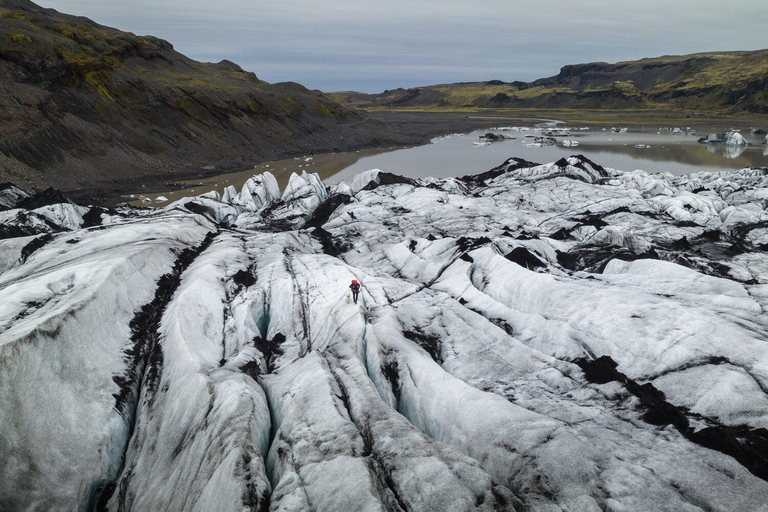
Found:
<box><xmin>328</xmin><ymin>126</ymin><xmax>768</xmax><ymax>184</ymax></box>
<box><xmin>131</xmin><ymin>124</ymin><xmax>768</xmax><ymax>205</ymax></box>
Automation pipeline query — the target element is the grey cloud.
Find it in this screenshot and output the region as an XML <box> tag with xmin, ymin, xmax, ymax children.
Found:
<box><xmin>37</xmin><ymin>0</ymin><xmax>768</xmax><ymax>92</ymax></box>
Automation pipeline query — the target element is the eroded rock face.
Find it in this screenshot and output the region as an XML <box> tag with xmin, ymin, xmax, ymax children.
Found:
<box><xmin>2</xmin><ymin>157</ymin><xmax>768</xmax><ymax>511</ymax></box>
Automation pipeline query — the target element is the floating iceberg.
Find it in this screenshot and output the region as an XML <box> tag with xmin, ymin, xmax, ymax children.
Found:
<box><xmin>725</xmin><ymin>132</ymin><xmax>748</xmax><ymax>146</ymax></box>
<box><xmin>542</xmin><ymin>128</ymin><xmax>570</xmax><ymax>137</ymax></box>
<box><xmin>526</xmin><ymin>136</ymin><xmax>557</xmax><ymax>147</ymax></box>
<box><xmin>699</xmin><ymin>132</ymin><xmax>748</xmax><ymax>146</ymax></box>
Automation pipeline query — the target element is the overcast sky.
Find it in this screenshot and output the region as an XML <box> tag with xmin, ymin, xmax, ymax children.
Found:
<box><xmin>38</xmin><ymin>0</ymin><xmax>768</xmax><ymax>93</ymax></box>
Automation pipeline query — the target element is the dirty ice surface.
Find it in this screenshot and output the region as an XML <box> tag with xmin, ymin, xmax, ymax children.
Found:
<box><xmin>1</xmin><ymin>157</ymin><xmax>768</xmax><ymax>511</ymax></box>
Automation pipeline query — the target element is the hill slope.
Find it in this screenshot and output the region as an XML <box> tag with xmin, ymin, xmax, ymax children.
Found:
<box><xmin>0</xmin><ymin>0</ymin><xmax>408</xmax><ymax>193</ymax></box>
<box><xmin>334</xmin><ymin>50</ymin><xmax>768</xmax><ymax>113</ymax></box>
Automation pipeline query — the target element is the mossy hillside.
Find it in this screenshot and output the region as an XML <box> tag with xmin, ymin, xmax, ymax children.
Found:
<box><xmin>334</xmin><ymin>50</ymin><xmax>768</xmax><ymax>114</ymax></box>
<box><xmin>315</xmin><ymin>98</ymin><xmax>342</xmax><ymax>116</ymax></box>
<box><xmin>1</xmin><ymin>10</ymin><xmax>30</xmax><ymax>22</ymax></box>
<box><xmin>7</xmin><ymin>32</ymin><xmax>31</xmax><ymax>42</ymax></box>
<box><xmin>0</xmin><ymin>3</ymin><xmax>354</xmax><ymax>125</ymax></box>
<box><xmin>0</xmin><ymin>0</ymin><xmax>377</xmax><ymax>192</ymax></box>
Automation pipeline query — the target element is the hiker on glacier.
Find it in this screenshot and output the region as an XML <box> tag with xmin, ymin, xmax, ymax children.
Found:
<box><xmin>349</xmin><ymin>280</ymin><xmax>361</xmax><ymax>304</ymax></box>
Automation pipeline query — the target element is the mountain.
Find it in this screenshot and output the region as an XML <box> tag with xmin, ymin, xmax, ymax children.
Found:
<box><xmin>0</xmin><ymin>0</ymin><xmax>411</xmax><ymax>194</ymax></box>
<box><xmin>334</xmin><ymin>50</ymin><xmax>768</xmax><ymax>113</ymax></box>
<box><xmin>1</xmin><ymin>158</ymin><xmax>768</xmax><ymax>510</ymax></box>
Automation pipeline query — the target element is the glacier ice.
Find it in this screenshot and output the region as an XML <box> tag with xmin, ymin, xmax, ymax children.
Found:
<box><xmin>1</xmin><ymin>157</ymin><xmax>768</xmax><ymax>511</ymax></box>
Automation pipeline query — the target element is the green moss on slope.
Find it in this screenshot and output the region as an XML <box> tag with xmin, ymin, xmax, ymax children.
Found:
<box><xmin>334</xmin><ymin>50</ymin><xmax>768</xmax><ymax>114</ymax></box>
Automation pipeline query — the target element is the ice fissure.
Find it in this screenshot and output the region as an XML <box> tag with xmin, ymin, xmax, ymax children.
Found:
<box><xmin>575</xmin><ymin>355</ymin><xmax>768</xmax><ymax>482</ymax></box>
<box><xmin>108</xmin><ymin>231</ymin><xmax>273</xmax><ymax>512</ymax></box>
<box><xmin>3</xmin><ymin>161</ymin><xmax>768</xmax><ymax>511</ymax></box>
<box><xmin>93</xmin><ymin>231</ymin><xmax>218</xmax><ymax>510</ymax></box>
<box><xmin>328</xmin><ymin>364</ymin><xmax>409</xmax><ymax>512</ymax></box>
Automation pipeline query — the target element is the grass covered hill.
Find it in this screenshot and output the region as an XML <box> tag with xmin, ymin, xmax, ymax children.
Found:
<box><xmin>0</xmin><ymin>0</ymin><xmax>406</xmax><ymax>193</ymax></box>
<box><xmin>334</xmin><ymin>50</ymin><xmax>768</xmax><ymax>114</ymax></box>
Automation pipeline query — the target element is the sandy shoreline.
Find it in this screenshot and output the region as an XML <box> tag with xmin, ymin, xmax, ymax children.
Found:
<box><xmin>73</xmin><ymin>111</ymin><xmax>513</xmax><ymax>206</ymax></box>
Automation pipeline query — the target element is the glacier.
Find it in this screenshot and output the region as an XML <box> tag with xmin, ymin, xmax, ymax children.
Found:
<box><xmin>1</xmin><ymin>155</ymin><xmax>768</xmax><ymax>511</ymax></box>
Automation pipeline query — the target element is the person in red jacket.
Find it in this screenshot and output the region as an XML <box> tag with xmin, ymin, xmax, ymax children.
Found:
<box><xmin>349</xmin><ymin>280</ymin><xmax>361</xmax><ymax>304</ymax></box>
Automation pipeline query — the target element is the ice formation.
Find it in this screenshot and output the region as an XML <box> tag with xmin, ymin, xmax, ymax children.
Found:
<box><xmin>1</xmin><ymin>157</ymin><xmax>768</xmax><ymax>511</ymax></box>
<box><xmin>698</xmin><ymin>131</ymin><xmax>749</xmax><ymax>146</ymax></box>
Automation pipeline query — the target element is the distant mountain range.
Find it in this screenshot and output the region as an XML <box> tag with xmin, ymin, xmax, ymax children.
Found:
<box><xmin>333</xmin><ymin>50</ymin><xmax>768</xmax><ymax>113</ymax></box>
<box><xmin>0</xmin><ymin>0</ymin><xmax>412</xmax><ymax>193</ymax></box>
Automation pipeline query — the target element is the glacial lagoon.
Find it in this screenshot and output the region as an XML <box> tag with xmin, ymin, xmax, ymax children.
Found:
<box><xmin>132</xmin><ymin>124</ymin><xmax>768</xmax><ymax>205</ymax></box>
<box><xmin>328</xmin><ymin>126</ymin><xmax>768</xmax><ymax>184</ymax></box>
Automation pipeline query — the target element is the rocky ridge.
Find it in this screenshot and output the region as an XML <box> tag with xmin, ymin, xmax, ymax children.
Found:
<box><xmin>333</xmin><ymin>49</ymin><xmax>768</xmax><ymax>113</ymax></box>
